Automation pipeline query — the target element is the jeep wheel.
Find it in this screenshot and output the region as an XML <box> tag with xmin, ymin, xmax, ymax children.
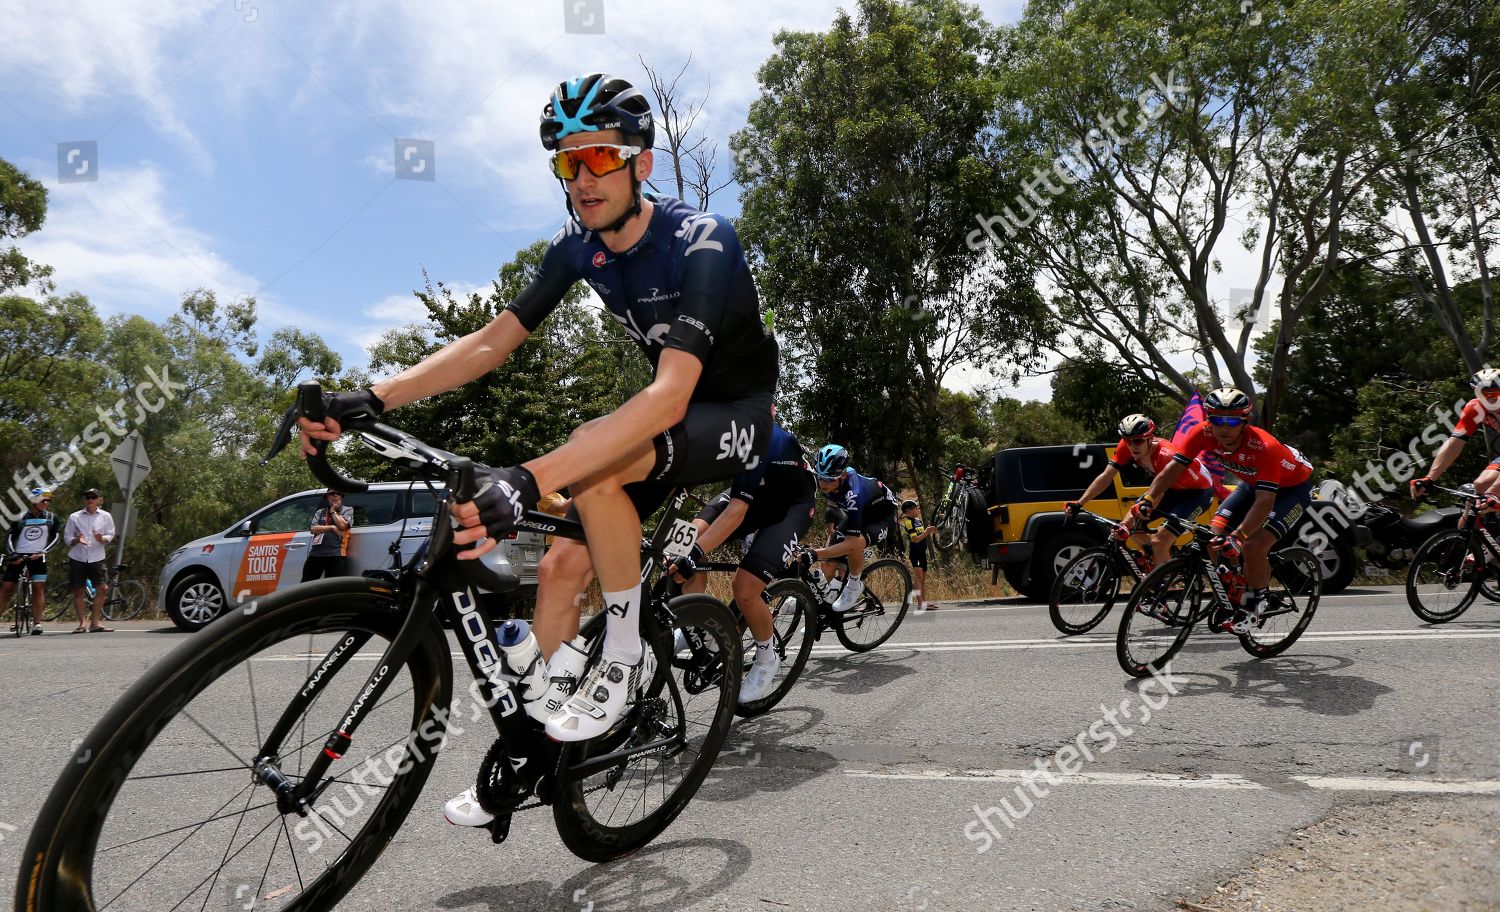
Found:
<box><xmin>1027</xmin><ymin>532</ymin><xmax>1096</xmax><ymax>603</ymax></box>
<box><xmin>166</xmin><ymin>572</ymin><xmax>227</xmax><ymax>631</ymax></box>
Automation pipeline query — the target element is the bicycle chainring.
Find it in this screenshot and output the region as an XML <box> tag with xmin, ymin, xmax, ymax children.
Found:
<box><xmin>475</xmin><ymin>737</ymin><xmax>533</xmax><ymax>816</ymax></box>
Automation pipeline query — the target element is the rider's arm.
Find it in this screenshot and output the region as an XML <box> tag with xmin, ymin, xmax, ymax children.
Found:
<box><xmin>372</xmin><ymin>311</ymin><xmax>530</xmax><ymax>411</ymax></box>
<box><xmin>523</xmin><ymin>348</ymin><xmax>702</xmax><ymax>496</ymax></box>
<box><xmin>1144</xmin><ymin>459</ymin><xmax>1188</xmax><ymax>505</ymax></box>
<box><xmin>1076</xmin><ymin>465</ymin><xmax>1120</xmax><ymax>505</ymax></box>
<box><xmin>695</xmin><ymin>497</ymin><xmax>751</xmax><ymax>554</ymax></box>
<box><xmin>1425</xmin><ymin>436</ymin><xmax>1467</xmax><ymax>481</ymax></box>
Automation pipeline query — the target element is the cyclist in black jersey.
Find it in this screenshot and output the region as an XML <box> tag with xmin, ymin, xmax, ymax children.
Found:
<box><xmin>802</xmin><ymin>445</ymin><xmax>900</xmax><ymax>612</ymax></box>
<box><xmin>299</xmin><ymin>74</ymin><xmax>777</xmax><ymax>772</ymax></box>
<box><xmin>666</xmin><ymin>421</ymin><xmax>815</xmax><ymax>703</ymax></box>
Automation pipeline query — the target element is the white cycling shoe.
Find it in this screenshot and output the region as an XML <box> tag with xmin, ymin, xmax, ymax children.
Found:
<box><xmin>830</xmin><ymin>578</ymin><xmax>864</xmax><ymax>612</ymax></box>
<box><xmin>442</xmin><ymin>787</ymin><xmax>493</xmax><ymax>827</ymax></box>
<box><xmin>545</xmin><ymin>642</ymin><xmax>655</xmax><ymax>742</ymax></box>
<box><xmin>738</xmin><ymin>656</ymin><xmax>780</xmax><ymax>704</ymax></box>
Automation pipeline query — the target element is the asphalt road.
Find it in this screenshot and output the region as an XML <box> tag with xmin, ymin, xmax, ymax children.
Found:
<box><xmin>3</xmin><ymin>585</ymin><xmax>1498</xmax><ymax>911</ymax></box>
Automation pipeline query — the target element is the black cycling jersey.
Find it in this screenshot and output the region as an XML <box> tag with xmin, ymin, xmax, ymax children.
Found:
<box><xmin>729</xmin><ymin>424</ymin><xmax>814</xmax><ymax>506</ymax></box>
<box><xmin>506</xmin><ymin>195</ymin><xmax>779</xmax><ymax>403</ymax></box>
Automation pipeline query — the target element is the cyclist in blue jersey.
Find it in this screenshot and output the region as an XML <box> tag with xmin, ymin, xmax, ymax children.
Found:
<box><xmin>299</xmin><ymin>73</ymin><xmax>778</xmax><ymax>774</ymax></box>
<box><xmin>4</xmin><ymin>488</ymin><xmax>61</xmax><ymax>635</ymax></box>
<box><xmin>802</xmin><ymin>445</ymin><xmax>900</xmax><ymax>612</ymax></box>
<box><xmin>667</xmin><ymin>419</ymin><xmax>816</xmax><ymax>703</ymax></box>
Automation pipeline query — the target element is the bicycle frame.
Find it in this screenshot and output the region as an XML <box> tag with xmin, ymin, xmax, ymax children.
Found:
<box><xmin>254</xmin><ymin>386</ymin><xmax>707</xmax><ymax>822</ymax></box>
<box><xmin>1066</xmin><ymin>511</ymin><xmax>1153</xmax><ymax>584</ymax></box>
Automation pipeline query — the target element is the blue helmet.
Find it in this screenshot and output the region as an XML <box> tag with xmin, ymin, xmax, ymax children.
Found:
<box><xmin>540</xmin><ymin>73</ymin><xmax>655</xmax><ymax>151</ymax></box>
<box><xmin>814</xmin><ymin>444</ymin><xmax>850</xmax><ymax>481</ymax></box>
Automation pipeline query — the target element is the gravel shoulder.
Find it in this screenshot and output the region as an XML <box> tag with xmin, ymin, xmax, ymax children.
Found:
<box><xmin>1186</xmin><ymin>796</ymin><xmax>1500</xmax><ymax>912</ymax></box>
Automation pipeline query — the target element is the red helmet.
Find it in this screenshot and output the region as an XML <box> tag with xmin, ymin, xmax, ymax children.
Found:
<box><xmin>1203</xmin><ymin>387</ymin><xmax>1253</xmax><ymax>417</ymax></box>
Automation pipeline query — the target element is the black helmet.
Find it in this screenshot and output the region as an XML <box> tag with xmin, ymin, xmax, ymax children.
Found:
<box><xmin>901</xmin><ymin>499</ymin><xmax>918</xmax><ymax>512</ymax></box>
<box><xmin>1117</xmin><ymin>414</ymin><xmax>1156</xmax><ymax>438</ymax></box>
<box><xmin>540</xmin><ymin>74</ymin><xmax>655</xmax><ymax>151</ymax></box>
<box><xmin>1203</xmin><ymin>387</ymin><xmax>1253</xmax><ymax>417</ymax></box>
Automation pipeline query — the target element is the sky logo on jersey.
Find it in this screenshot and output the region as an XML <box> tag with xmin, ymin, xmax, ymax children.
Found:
<box><xmin>718</xmin><ymin>421</ymin><xmax>756</xmax><ymax>463</ymax></box>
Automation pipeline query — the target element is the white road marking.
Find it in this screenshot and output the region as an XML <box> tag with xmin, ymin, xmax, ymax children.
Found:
<box><xmin>845</xmin><ymin>768</ymin><xmax>1500</xmax><ymax>794</ymax></box>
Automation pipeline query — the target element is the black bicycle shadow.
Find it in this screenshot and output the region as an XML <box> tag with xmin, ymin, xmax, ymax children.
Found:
<box><xmin>691</xmin><ymin>705</ymin><xmax>839</xmax><ymax>803</ymax></box>
<box><xmin>435</xmin><ymin>837</ymin><xmax>751</xmax><ymax>912</ymax></box>
<box><xmin>1136</xmin><ymin>654</ymin><xmax>1392</xmax><ymax>716</ymax></box>
<box><xmin>793</xmin><ymin>648</ymin><xmax>918</xmax><ymax>696</ymax></box>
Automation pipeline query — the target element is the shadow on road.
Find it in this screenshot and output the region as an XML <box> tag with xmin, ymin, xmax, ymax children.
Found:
<box><xmin>796</xmin><ymin>649</ymin><xmax>918</xmax><ymax>695</ymax></box>
<box><xmin>1138</xmin><ymin>654</ymin><xmax>1393</xmax><ymax>716</ymax></box>
<box><xmin>436</xmin><ymin>837</ymin><xmax>751</xmax><ymax>912</ymax></box>
<box><xmin>693</xmin><ymin>705</ymin><xmax>839</xmax><ymax>802</ymax></box>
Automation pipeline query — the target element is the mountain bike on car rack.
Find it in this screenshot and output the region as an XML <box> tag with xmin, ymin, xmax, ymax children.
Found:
<box><xmin>17</xmin><ymin>383</ymin><xmax>744</xmax><ymax>911</ymax></box>
<box><xmin>1115</xmin><ymin>513</ymin><xmax>1322</xmax><ymax>678</ymax></box>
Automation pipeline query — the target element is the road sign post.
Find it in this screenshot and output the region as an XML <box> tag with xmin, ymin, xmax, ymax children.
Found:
<box><xmin>109</xmin><ymin>433</ymin><xmax>151</xmax><ymax>566</ymax></box>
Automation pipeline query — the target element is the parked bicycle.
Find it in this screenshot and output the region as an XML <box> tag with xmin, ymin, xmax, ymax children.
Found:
<box><xmin>1116</xmin><ymin>513</ymin><xmax>1322</xmax><ymax>677</ymax></box>
<box><xmin>1406</xmin><ymin>482</ymin><xmax>1500</xmax><ymax>623</ymax></box>
<box><xmin>933</xmin><ymin>463</ymin><xmax>983</xmax><ymax>555</ymax></box>
<box><xmin>43</xmin><ymin>562</ymin><xmax>149</xmax><ymax>623</ymax></box>
<box><xmin>17</xmin><ymin>384</ymin><xmax>744</xmax><ymax>910</ymax></box>
<box><xmin>7</xmin><ymin>556</ymin><xmax>39</xmax><ymax>638</ymax></box>
<box><xmin>1049</xmin><ymin>510</ymin><xmax>1157</xmax><ymax>636</ymax></box>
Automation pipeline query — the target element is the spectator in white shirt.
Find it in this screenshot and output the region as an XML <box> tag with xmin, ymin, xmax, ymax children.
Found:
<box><xmin>65</xmin><ymin>488</ymin><xmax>116</xmax><ymax>633</ymax></box>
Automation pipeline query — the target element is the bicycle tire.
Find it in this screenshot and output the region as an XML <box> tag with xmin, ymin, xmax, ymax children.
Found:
<box><xmin>553</xmin><ymin>594</ymin><xmax>741</xmax><ymax>863</ymax></box>
<box><xmin>834</xmin><ymin>558</ymin><xmax>912</xmax><ymax>652</ymax></box>
<box><xmin>12</xmin><ymin>589</ymin><xmax>31</xmax><ymax>637</ymax></box>
<box><xmin>1406</xmin><ymin>529</ymin><xmax>1482</xmax><ymax>624</ymax></box>
<box><xmin>104</xmin><ymin>578</ymin><xmax>149</xmax><ymax>621</ymax></box>
<box><xmin>736</xmin><ymin>579</ymin><xmax>816</xmax><ymax>718</ymax></box>
<box><xmin>16</xmin><ymin>577</ymin><xmax>451</xmax><ymax>912</ymax></box>
<box><xmin>1049</xmin><ymin>547</ymin><xmax>1121</xmax><ymax>635</ymax></box>
<box><xmin>44</xmin><ymin>578</ymin><xmax>74</xmax><ymax>622</ymax></box>
<box><xmin>1239</xmin><ymin>547</ymin><xmax>1322</xmax><ymax>658</ymax></box>
<box><xmin>1117</xmin><ymin>557</ymin><xmax>1201</xmax><ymax>678</ymax></box>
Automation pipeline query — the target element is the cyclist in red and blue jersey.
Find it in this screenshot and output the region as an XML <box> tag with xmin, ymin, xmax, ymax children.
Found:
<box><xmin>668</xmin><ymin>420</ymin><xmax>815</xmax><ymax>703</ymax></box>
<box><xmin>1067</xmin><ymin>414</ymin><xmax>1214</xmax><ymax>569</ymax></box>
<box><xmin>803</xmin><ymin>445</ymin><xmax>900</xmax><ymax>612</ymax></box>
<box><xmin>1411</xmin><ymin>368</ymin><xmax>1500</xmax><ymax>506</ymax></box>
<box><xmin>299</xmin><ymin>73</ymin><xmax>777</xmax><ymax>770</ymax></box>
<box><xmin>1149</xmin><ymin>388</ymin><xmax>1313</xmax><ymax>634</ymax></box>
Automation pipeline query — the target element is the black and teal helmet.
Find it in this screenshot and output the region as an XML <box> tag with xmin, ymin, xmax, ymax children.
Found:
<box><xmin>815</xmin><ymin>444</ymin><xmax>850</xmax><ymax>481</ymax></box>
<box><xmin>540</xmin><ymin>74</ymin><xmax>655</xmax><ymax>151</ymax></box>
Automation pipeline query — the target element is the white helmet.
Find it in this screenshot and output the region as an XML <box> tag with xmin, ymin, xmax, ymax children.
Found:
<box><xmin>1473</xmin><ymin>368</ymin><xmax>1500</xmax><ymax>411</ymax></box>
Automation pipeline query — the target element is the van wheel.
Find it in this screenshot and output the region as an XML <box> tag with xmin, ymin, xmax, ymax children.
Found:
<box><xmin>166</xmin><ymin>572</ymin><xmax>227</xmax><ymax>631</ymax></box>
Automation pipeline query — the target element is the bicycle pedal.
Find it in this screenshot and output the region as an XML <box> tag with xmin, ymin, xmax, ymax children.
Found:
<box><xmin>485</xmin><ymin>812</ymin><xmax>513</xmax><ymax>844</ymax></box>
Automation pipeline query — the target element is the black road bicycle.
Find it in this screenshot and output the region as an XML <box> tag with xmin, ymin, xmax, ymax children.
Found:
<box><xmin>6</xmin><ymin>556</ymin><xmax>40</xmax><ymax>637</ymax></box>
<box><xmin>17</xmin><ymin>384</ymin><xmax>743</xmax><ymax>911</ymax></box>
<box><xmin>1048</xmin><ymin>510</ymin><xmax>1158</xmax><ymax>636</ymax></box>
<box><xmin>1406</xmin><ymin>482</ymin><xmax>1500</xmax><ymax>623</ymax></box>
<box><xmin>44</xmin><ymin>562</ymin><xmax>149</xmax><ymax>622</ymax></box>
<box><xmin>1116</xmin><ymin>514</ymin><xmax>1322</xmax><ymax>677</ymax></box>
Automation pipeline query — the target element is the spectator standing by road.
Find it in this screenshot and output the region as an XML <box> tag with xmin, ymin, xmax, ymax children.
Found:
<box><xmin>65</xmin><ymin>488</ymin><xmax>115</xmax><ymax>633</ymax></box>
<box><xmin>900</xmin><ymin>499</ymin><xmax>937</xmax><ymax>612</ymax></box>
<box><xmin>4</xmin><ymin>487</ymin><xmax>60</xmax><ymax>635</ymax></box>
<box><xmin>302</xmin><ymin>490</ymin><xmax>354</xmax><ymax>581</ymax></box>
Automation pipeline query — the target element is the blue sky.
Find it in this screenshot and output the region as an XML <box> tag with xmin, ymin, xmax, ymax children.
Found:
<box><xmin>2</xmin><ymin>0</ymin><xmax>1031</xmax><ymax>384</ymax></box>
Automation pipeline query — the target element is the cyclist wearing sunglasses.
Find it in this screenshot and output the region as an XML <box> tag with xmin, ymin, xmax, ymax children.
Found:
<box><xmin>3</xmin><ymin>487</ymin><xmax>61</xmax><ymax>635</ymax></box>
<box><xmin>300</xmin><ymin>73</ymin><xmax>777</xmax><ymax>775</ymax></box>
<box><xmin>1065</xmin><ymin>413</ymin><xmax>1213</xmax><ymax>569</ymax></box>
<box><xmin>1411</xmin><ymin>368</ymin><xmax>1500</xmax><ymax>504</ymax></box>
<box><xmin>1148</xmin><ymin>388</ymin><xmax>1313</xmax><ymax>634</ymax></box>
<box><xmin>801</xmin><ymin>444</ymin><xmax>900</xmax><ymax>612</ymax></box>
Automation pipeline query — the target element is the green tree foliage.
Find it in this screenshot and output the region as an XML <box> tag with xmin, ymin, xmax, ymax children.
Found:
<box><xmin>1049</xmin><ymin>358</ymin><xmax>1178</xmax><ymax>443</ymax></box>
<box><xmin>0</xmin><ymin>157</ymin><xmax>52</xmax><ymax>294</ymax></box>
<box><xmin>734</xmin><ymin>0</ymin><xmax>1048</xmax><ymax>485</ymax></box>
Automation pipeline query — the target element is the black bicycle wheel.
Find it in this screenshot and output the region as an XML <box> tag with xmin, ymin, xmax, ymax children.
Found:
<box><xmin>553</xmin><ymin>594</ymin><xmax>741</xmax><ymax>863</ymax></box>
<box><xmin>1239</xmin><ymin>547</ymin><xmax>1322</xmax><ymax>658</ymax></box>
<box><xmin>1116</xmin><ymin>557</ymin><xmax>1202</xmax><ymax>678</ymax></box>
<box><xmin>1049</xmin><ymin>548</ymin><xmax>1121</xmax><ymax>635</ymax></box>
<box><xmin>736</xmin><ymin>579</ymin><xmax>816</xmax><ymax>718</ymax></box>
<box><xmin>1406</xmin><ymin>529</ymin><xmax>1482</xmax><ymax>624</ymax></box>
<box><xmin>16</xmin><ymin>577</ymin><xmax>451</xmax><ymax>912</ymax></box>
<box><xmin>834</xmin><ymin>559</ymin><xmax>912</xmax><ymax>652</ymax></box>
<box><xmin>12</xmin><ymin>589</ymin><xmax>31</xmax><ymax>637</ymax></box>
<box><xmin>934</xmin><ymin>499</ymin><xmax>963</xmax><ymax>553</ymax></box>
<box><xmin>104</xmin><ymin>578</ymin><xmax>150</xmax><ymax>621</ymax></box>
<box><xmin>44</xmin><ymin>577</ymin><xmax>74</xmax><ymax>622</ymax></box>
